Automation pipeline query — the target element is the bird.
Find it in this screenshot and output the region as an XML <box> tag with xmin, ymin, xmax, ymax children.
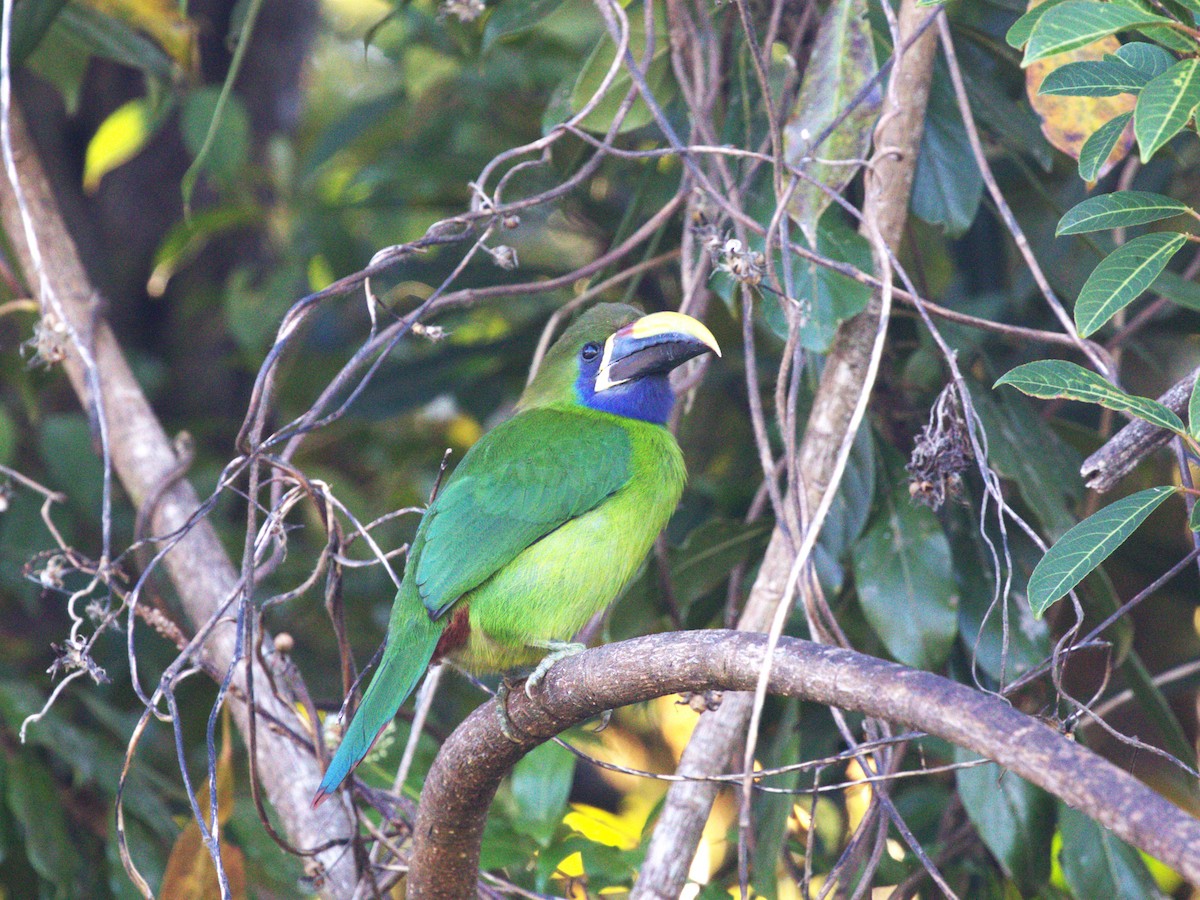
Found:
<box><xmin>313</xmin><ymin>302</ymin><xmax>721</xmax><ymax>805</ymax></box>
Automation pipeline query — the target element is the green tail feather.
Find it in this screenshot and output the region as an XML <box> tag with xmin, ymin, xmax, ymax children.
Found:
<box><xmin>314</xmin><ymin>594</ymin><xmax>443</xmax><ymax>803</ymax></box>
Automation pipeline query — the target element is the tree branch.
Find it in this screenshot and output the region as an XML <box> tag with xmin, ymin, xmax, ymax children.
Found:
<box><xmin>0</xmin><ymin>104</ymin><xmax>358</xmax><ymax>895</ymax></box>
<box><xmin>634</xmin><ymin>2</ymin><xmax>940</xmax><ymax>893</ymax></box>
<box><xmin>407</xmin><ymin>630</ymin><xmax>1200</xmax><ymax>898</ymax></box>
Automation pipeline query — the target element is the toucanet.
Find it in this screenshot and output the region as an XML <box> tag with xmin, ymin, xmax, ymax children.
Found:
<box><xmin>314</xmin><ymin>303</ymin><xmax>720</xmax><ymax>804</ymax></box>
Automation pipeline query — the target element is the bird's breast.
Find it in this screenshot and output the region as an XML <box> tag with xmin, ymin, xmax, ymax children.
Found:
<box><xmin>453</xmin><ymin>422</ymin><xmax>686</xmax><ymax>673</ymax></box>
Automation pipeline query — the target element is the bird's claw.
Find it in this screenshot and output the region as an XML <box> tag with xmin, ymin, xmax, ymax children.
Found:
<box><xmin>495</xmin><ymin>680</ymin><xmax>525</xmax><ymax>744</ymax></box>
<box><xmin>589</xmin><ymin>708</ymin><xmax>613</xmax><ymax>733</ymax></box>
<box><xmin>525</xmin><ymin>641</ymin><xmax>586</xmax><ymax>698</ymax></box>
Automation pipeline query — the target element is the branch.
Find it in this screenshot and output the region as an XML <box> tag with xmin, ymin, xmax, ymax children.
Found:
<box><xmin>407</xmin><ymin>630</ymin><xmax>1200</xmax><ymax>898</ymax></box>
<box><xmin>0</xmin><ymin>104</ymin><xmax>358</xmax><ymax>895</ymax></box>
<box><xmin>634</xmin><ymin>2</ymin><xmax>940</xmax><ymax>893</ymax></box>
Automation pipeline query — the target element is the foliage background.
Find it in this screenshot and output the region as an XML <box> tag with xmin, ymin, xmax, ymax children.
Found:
<box><xmin>0</xmin><ymin>0</ymin><xmax>1199</xmax><ymax>897</ymax></box>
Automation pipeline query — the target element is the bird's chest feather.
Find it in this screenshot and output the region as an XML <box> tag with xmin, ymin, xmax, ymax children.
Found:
<box><xmin>453</xmin><ymin>424</ymin><xmax>685</xmax><ymax>673</ymax></box>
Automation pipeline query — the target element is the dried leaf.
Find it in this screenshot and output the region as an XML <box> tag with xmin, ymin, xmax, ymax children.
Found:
<box><xmin>160</xmin><ymin>708</ymin><xmax>247</xmax><ymax>899</ymax></box>
<box><xmin>784</xmin><ymin>0</ymin><xmax>880</xmax><ymax>244</ymax></box>
<box><xmin>1024</xmin><ymin>1</ymin><xmax>1134</xmax><ymax>179</ymax></box>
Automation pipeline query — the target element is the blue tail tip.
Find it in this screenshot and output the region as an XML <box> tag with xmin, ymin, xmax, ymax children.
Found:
<box><xmin>313</xmin><ymin>764</ymin><xmax>348</xmax><ymax>808</ymax></box>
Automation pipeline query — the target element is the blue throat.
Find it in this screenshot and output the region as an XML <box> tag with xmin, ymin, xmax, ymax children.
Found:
<box><xmin>576</xmin><ymin>370</ymin><xmax>674</xmax><ymax>424</ymax></box>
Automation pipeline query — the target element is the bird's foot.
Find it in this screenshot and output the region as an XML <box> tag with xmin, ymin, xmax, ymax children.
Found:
<box><xmin>525</xmin><ymin>641</ymin><xmax>586</xmax><ymax>698</ymax></box>
<box><xmin>495</xmin><ymin>679</ymin><xmax>527</xmax><ymax>744</ymax></box>
<box><xmin>589</xmin><ymin>708</ymin><xmax>613</xmax><ymax>733</ymax></box>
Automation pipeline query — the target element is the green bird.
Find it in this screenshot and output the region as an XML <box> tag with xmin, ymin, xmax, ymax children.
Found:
<box><xmin>314</xmin><ymin>303</ymin><xmax>720</xmax><ymax>804</ymax></box>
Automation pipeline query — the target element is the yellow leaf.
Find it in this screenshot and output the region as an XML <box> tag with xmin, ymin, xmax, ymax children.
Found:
<box><xmin>158</xmin><ymin>824</ymin><xmax>247</xmax><ymax>900</ymax></box>
<box><xmin>557</xmin><ymin>850</ymin><xmax>585</xmax><ymax>878</ymax></box>
<box><xmin>160</xmin><ymin>708</ymin><xmax>247</xmax><ymax>899</ymax></box>
<box><xmin>1024</xmin><ymin>0</ymin><xmax>1134</xmax><ymax>178</ymax></box>
<box><xmin>654</xmin><ymin>693</ymin><xmax>702</xmax><ymax>761</ymax></box>
<box><xmin>82</xmin><ymin>0</ymin><xmax>196</xmax><ymax>69</ymax></box>
<box><xmin>844</xmin><ymin>758</ymin><xmax>873</xmax><ymax>833</ymax></box>
<box><xmin>83</xmin><ymin>99</ymin><xmax>153</xmax><ymax>193</ymax></box>
<box><xmin>563</xmin><ymin>804</ymin><xmax>641</xmax><ymax>850</ymax></box>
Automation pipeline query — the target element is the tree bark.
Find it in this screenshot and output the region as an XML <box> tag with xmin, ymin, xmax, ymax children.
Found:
<box><xmin>408</xmin><ymin>630</ymin><xmax>1200</xmax><ymax>898</ymax></box>
<box><xmin>633</xmin><ymin>2</ymin><xmax>940</xmax><ymax>894</ymax></box>
<box><xmin>0</xmin><ymin>104</ymin><xmax>357</xmax><ymax>896</ymax></box>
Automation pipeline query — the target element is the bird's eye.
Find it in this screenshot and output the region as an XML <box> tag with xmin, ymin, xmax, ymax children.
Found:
<box><xmin>581</xmin><ymin>342</ymin><xmax>601</xmax><ymax>361</ymax></box>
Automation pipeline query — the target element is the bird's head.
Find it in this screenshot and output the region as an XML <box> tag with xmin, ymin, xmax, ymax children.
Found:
<box><xmin>520</xmin><ymin>303</ymin><xmax>721</xmax><ymax>424</ymax></box>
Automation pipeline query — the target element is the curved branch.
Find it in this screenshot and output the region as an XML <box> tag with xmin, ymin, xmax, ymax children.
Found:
<box><xmin>408</xmin><ymin>630</ymin><xmax>1200</xmax><ymax>898</ymax></box>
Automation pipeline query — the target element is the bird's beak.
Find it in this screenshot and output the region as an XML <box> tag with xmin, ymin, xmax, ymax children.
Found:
<box><xmin>595</xmin><ymin>311</ymin><xmax>721</xmax><ymax>393</ymax></box>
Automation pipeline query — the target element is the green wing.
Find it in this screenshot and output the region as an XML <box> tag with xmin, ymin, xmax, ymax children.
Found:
<box><xmin>414</xmin><ymin>407</ymin><xmax>632</xmax><ymax>619</ymax></box>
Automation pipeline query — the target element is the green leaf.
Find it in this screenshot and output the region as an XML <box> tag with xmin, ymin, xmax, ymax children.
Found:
<box><xmin>1151</xmin><ymin>267</ymin><xmax>1200</xmax><ymax>310</ymax></box>
<box><xmin>10</xmin><ymin>0</ymin><xmax>69</xmax><ymax>64</ymax></box>
<box><xmin>964</xmin><ymin>65</ymin><xmax>1055</xmax><ymax>170</ymax></box>
<box><xmin>1039</xmin><ymin>58</ymin><xmax>1148</xmax><ymax>97</ymax></box>
<box><xmin>1079</xmin><ymin>111</ymin><xmax>1133</xmax><ymax>181</ymax></box>
<box><xmin>949</xmin><ymin>506</ymin><xmax>1052</xmax><ymax>682</ymax></box>
<box><xmin>1057</xmin><ymin>190</ymin><xmax>1191</xmax><ymax>234</ymax></box>
<box><xmin>816</xmin><ymin>422</ymin><xmax>876</xmax><ymax>560</ymax></box>
<box><xmin>956</xmin><ymin>752</ymin><xmax>1054</xmax><ymax>894</ymax></box>
<box><xmin>1007</xmin><ymin>0</ymin><xmax>1073</xmax><ymax>48</ymax></box>
<box><xmin>750</xmin><ymin>700</ymin><xmax>802</xmax><ymax>896</ymax></box>
<box><xmin>1024</xmin><ymin>2</ymin><xmax>1173</xmax><ymax>64</ymax></box>
<box><xmin>721</xmin><ymin>200</ymin><xmax>872</xmax><ymax>354</ymax></box>
<box><xmin>1117</xmin><ymin>0</ymin><xmax>1198</xmax><ymax>53</ymax></box>
<box><xmin>510</xmin><ymin>740</ymin><xmax>576</xmax><ymax>845</ymax></box>
<box><xmin>852</xmin><ymin>471</ymin><xmax>959</xmax><ymax>670</ymax></box>
<box><xmin>792</xmin><ymin>208</ymin><xmax>874</xmax><ymax>351</ymax></box>
<box><xmin>0</xmin><ymin>406</ymin><xmax>15</xmax><ymax>468</ymax></box>
<box><xmin>24</xmin><ymin>22</ymin><xmax>90</xmax><ymax>113</ymax></box>
<box><xmin>569</xmin><ymin>9</ymin><xmax>674</xmax><ymax>134</ymax></box>
<box><xmin>784</xmin><ymin>0</ymin><xmax>879</xmax><ymax>244</ymax></box>
<box><xmin>538</xmin><ymin>834</ymin><xmax>637</xmax><ymax>892</ymax></box>
<box><xmin>181</xmin><ymin>87</ymin><xmax>251</xmax><ymax>184</ymax></box>
<box><xmin>106</xmin><ymin>816</ymin><xmax>170</xmax><ymax>900</ymax></box>
<box><xmin>149</xmin><ymin>203</ymin><xmax>262</xmax><ymax>296</ymax></box>
<box><xmin>0</xmin><ymin>754</ymin><xmax>8</xmax><ymax>864</ymax></box>
<box><xmin>1074</xmin><ymin>231</ymin><xmax>1186</xmax><ymax>336</ymax></box>
<box><xmin>55</xmin><ymin>3</ymin><xmax>174</xmax><ymax>80</ymax></box>
<box><xmin>1190</xmin><ymin>498</ymin><xmax>1200</xmax><ymax>531</ymax></box>
<box><xmin>1134</xmin><ymin>58</ymin><xmax>1200</xmax><ymax>161</ymax></box>
<box><xmin>670</xmin><ymin>521</ymin><xmax>772</xmax><ymax>611</ymax></box>
<box><xmin>1057</xmin><ymin>804</ymin><xmax>1166</xmax><ymax>900</ymax></box>
<box><xmin>1191</xmin><ymin>372</ymin><xmax>1200</xmax><ymax>438</ymax></box>
<box><xmin>0</xmin><ymin>681</ymin><xmax>179</xmax><ymax>841</ymax></box>
<box><xmin>969</xmin><ymin>384</ymin><xmax>1082</xmax><ymax>538</ymax></box>
<box><xmin>40</xmin><ymin>413</ymin><xmax>106</xmax><ymax>514</ymax></box>
<box><xmin>480</xmin><ymin>815</ymin><xmax>537</xmax><ymax>871</ymax></box>
<box><xmin>1026</xmin><ymin>486</ymin><xmax>1176</xmax><ymax>616</ymax></box>
<box><xmin>1117</xmin><ymin>652</ymin><xmax>1196</xmax><ymax>771</ymax></box>
<box><xmin>5</xmin><ymin>753</ymin><xmax>82</xmax><ymax>892</ymax></box>
<box><xmin>910</xmin><ymin>58</ymin><xmax>983</xmax><ymax>237</ymax></box>
<box><xmin>995</xmin><ymin>360</ymin><xmax>1186</xmax><ymax>433</ymax></box>
<box><xmin>1115</xmin><ymin>41</ymin><xmax>1176</xmax><ymax>79</ymax></box>
<box><xmin>483</xmin><ymin>0</ymin><xmax>567</xmax><ymax>48</ymax></box>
